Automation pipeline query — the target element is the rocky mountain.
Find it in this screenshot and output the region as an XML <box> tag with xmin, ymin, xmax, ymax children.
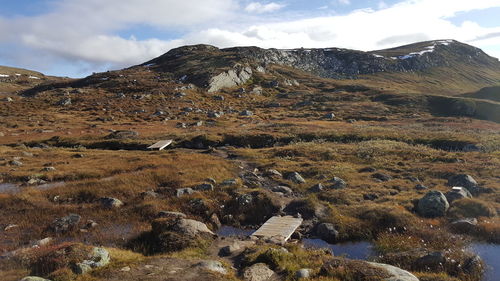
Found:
<box><xmin>0</xmin><ymin>65</ymin><xmax>70</xmax><ymax>94</ymax></box>
<box><xmin>138</xmin><ymin>40</ymin><xmax>500</xmax><ymax>94</ymax></box>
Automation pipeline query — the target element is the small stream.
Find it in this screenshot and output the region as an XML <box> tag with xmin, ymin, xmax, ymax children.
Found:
<box><xmin>216</xmin><ymin>226</ymin><xmax>255</xmax><ymax>237</ymax></box>
<box><xmin>0</xmin><ymin>183</ymin><xmax>19</xmax><ymax>193</ymax></box>
<box><xmin>470</xmin><ymin>243</ymin><xmax>500</xmax><ymax>281</ymax></box>
<box><xmin>303</xmin><ymin>239</ymin><xmax>374</xmax><ymax>260</ymax></box>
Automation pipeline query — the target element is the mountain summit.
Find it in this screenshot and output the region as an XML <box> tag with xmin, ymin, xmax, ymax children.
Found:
<box><xmin>139</xmin><ymin>40</ymin><xmax>500</xmax><ymax>94</ymax></box>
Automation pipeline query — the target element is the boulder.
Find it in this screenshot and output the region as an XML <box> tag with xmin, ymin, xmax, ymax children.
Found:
<box><xmin>73</xmin><ymin>247</ymin><xmax>110</xmax><ymax>274</ymax></box>
<box><xmin>99</xmin><ymin>197</ymin><xmax>123</xmax><ymax>208</ymax></box>
<box><xmin>447</xmin><ymin>174</ymin><xmax>480</xmax><ymax>195</ymax></box>
<box><xmin>221</xmin><ymin>178</ymin><xmax>238</xmax><ymax>186</ymax></box>
<box><xmin>240</xmin><ymin>110</ymin><xmax>254</xmax><ymax>116</ymax></box>
<box><xmin>450</xmin><ymin>218</ymin><xmax>478</xmax><ymax>233</ymax></box>
<box><xmin>9</xmin><ymin>160</ymin><xmax>23</xmax><ymax>166</ymax></box>
<box><xmin>445</xmin><ymin>187</ymin><xmax>472</xmax><ymax>203</ymax></box>
<box><xmin>316</xmin><ymin>223</ymin><xmax>339</xmax><ymax>243</ymax></box>
<box><xmin>20</xmin><ymin>277</ymin><xmax>52</xmax><ymax>281</ymax></box>
<box><xmin>286</xmin><ymin>172</ymin><xmax>306</xmax><ymax>184</ymax></box>
<box><xmin>173</xmin><ymin>219</ymin><xmax>214</xmax><ymax>237</ymax></box>
<box><xmin>264</xmin><ymin>169</ymin><xmax>282</xmax><ymax>178</ymax></box>
<box><xmin>417</xmin><ymin>191</ymin><xmax>449</xmax><ymax>218</ymax></box>
<box><xmin>270</xmin><ymin>186</ymin><xmax>293</xmax><ymax>195</ymax></box>
<box><xmin>243</xmin><ymin>263</ymin><xmax>276</xmax><ymax>281</ymax></box>
<box><xmin>193</xmin><ymin>183</ymin><xmax>214</xmax><ymax>191</ymax></box>
<box><xmin>195</xmin><ymin>260</ymin><xmax>227</xmax><ymax>274</ymax></box>
<box><xmin>367</xmin><ymin>262</ymin><xmax>419</xmax><ymax>281</ymax></box>
<box><xmin>50</xmin><ymin>214</ymin><xmax>81</xmax><ymax>233</ymax></box>
<box><xmin>359</xmin><ymin>167</ymin><xmax>376</xmax><ymax>173</ymax></box>
<box><xmin>296</xmin><ymin>268</ymin><xmax>311</xmax><ymax>279</ymax></box>
<box><xmin>176</xmin><ymin>188</ymin><xmax>194</xmax><ymax>197</ymax></box>
<box><xmin>328</xmin><ymin>177</ymin><xmax>346</xmax><ymax>189</ymax></box>
<box><xmin>321</xmin><ymin>258</ymin><xmax>418</xmax><ymax>281</ymax></box>
<box><xmin>309</xmin><ymin>183</ymin><xmax>324</xmax><ymax>192</ymax></box>
<box><xmin>324</xmin><ymin>112</ymin><xmax>336</xmax><ymax>119</ymax></box>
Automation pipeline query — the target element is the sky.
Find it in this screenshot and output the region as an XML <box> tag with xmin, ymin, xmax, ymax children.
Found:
<box><xmin>0</xmin><ymin>0</ymin><xmax>499</xmax><ymax>78</ymax></box>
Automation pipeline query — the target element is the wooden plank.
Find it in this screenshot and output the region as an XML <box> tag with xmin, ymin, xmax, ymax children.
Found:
<box><xmin>251</xmin><ymin>215</ymin><xmax>303</xmax><ymax>242</ymax></box>
<box><xmin>148</xmin><ymin>140</ymin><xmax>173</xmax><ymax>150</ymax></box>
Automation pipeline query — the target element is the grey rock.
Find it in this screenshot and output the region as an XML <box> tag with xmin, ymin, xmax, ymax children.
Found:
<box><xmin>195</xmin><ymin>260</ymin><xmax>227</xmax><ymax>274</ymax></box>
<box><xmin>57</xmin><ymin>97</ymin><xmax>71</xmax><ymax>106</ymax></box>
<box><xmin>286</xmin><ymin>172</ymin><xmax>306</xmax><ymax>184</ymax></box>
<box><xmin>221</xmin><ymin>178</ymin><xmax>238</xmax><ymax>186</ymax></box>
<box><xmin>50</xmin><ymin>213</ymin><xmax>81</xmax><ymax>233</ymax></box>
<box><xmin>316</xmin><ymin>223</ymin><xmax>339</xmax><ymax>243</ymax></box>
<box><xmin>296</xmin><ymin>268</ymin><xmax>311</xmax><ymax>279</ymax></box>
<box><xmin>251</xmin><ymin>86</ymin><xmax>263</xmax><ymax>95</ymax></box>
<box><xmin>445</xmin><ymin>186</ymin><xmax>472</xmax><ymax>203</ymax></box>
<box><xmin>9</xmin><ymin>160</ymin><xmax>23</xmax><ymax>166</ymax></box>
<box><xmin>447</xmin><ymin>174</ymin><xmax>482</xmax><ymax>195</ymax></box>
<box><xmin>193</xmin><ymin>183</ymin><xmax>214</xmax><ymax>191</ymax></box>
<box><xmin>243</xmin><ymin>263</ymin><xmax>276</xmax><ymax>281</ymax></box>
<box><xmin>157</xmin><ymin>211</ymin><xmax>187</xmax><ymax>218</ymax></box>
<box><xmin>240</xmin><ymin>110</ymin><xmax>254</xmax><ymax>116</ymax></box>
<box><xmin>207</xmin><ymin>65</ymin><xmax>252</xmax><ymax>93</ymax></box>
<box><xmin>450</xmin><ymin>218</ymin><xmax>478</xmax><ymax>233</ymax></box>
<box><xmin>324</xmin><ymin>112</ymin><xmax>335</xmax><ymax>119</ymax></box>
<box><xmin>4</xmin><ymin>97</ymin><xmax>14</xmax><ymax>102</ymax></box>
<box><xmin>367</xmin><ymin>262</ymin><xmax>419</xmax><ymax>281</ymax></box>
<box><xmin>265</xmin><ymin>169</ymin><xmax>282</xmax><ymax>178</ymax></box>
<box><xmin>173</xmin><ymin>218</ymin><xmax>214</xmax><ymax>237</ymax></box>
<box><xmin>176</xmin><ymin>188</ymin><xmax>194</xmax><ymax>197</ymax></box>
<box><xmin>417</xmin><ymin>191</ymin><xmax>449</xmax><ymax>218</ymax></box>
<box><xmin>212</xmin><ymin>95</ymin><xmax>225</xmax><ymax>101</ymax></box>
<box><xmin>99</xmin><ymin>197</ymin><xmax>123</xmax><ymax>208</ymax></box>
<box><xmin>309</xmin><ymin>183</ymin><xmax>324</xmax><ymax>192</ymax></box>
<box><xmin>328</xmin><ymin>177</ymin><xmax>346</xmax><ymax>189</ymax></box>
<box><xmin>270</xmin><ymin>185</ymin><xmax>293</xmax><ymax>195</ymax></box>
<box><xmin>415</xmin><ymin>184</ymin><xmax>428</xmax><ymax>190</ymax></box>
<box><xmin>20</xmin><ymin>277</ymin><xmax>52</xmax><ymax>281</ymax></box>
<box><xmin>207</xmin><ymin>111</ymin><xmax>223</xmax><ymax>118</ymax></box>
<box><xmin>74</xmin><ymin>247</ymin><xmax>110</xmax><ymax>274</ymax></box>
<box><xmin>140</xmin><ymin>190</ymin><xmax>159</xmax><ymax>199</ymax></box>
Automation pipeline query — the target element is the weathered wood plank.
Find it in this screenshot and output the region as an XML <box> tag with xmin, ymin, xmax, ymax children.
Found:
<box><xmin>251</xmin><ymin>215</ymin><xmax>303</xmax><ymax>242</ymax></box>
<box><xmin>148</xmin><ymin>140</ymin><xmax>173</xmax><ymax>150</ymax></box>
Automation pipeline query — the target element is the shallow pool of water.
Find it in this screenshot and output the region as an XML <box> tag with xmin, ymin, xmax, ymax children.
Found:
<box><xmin>470</xmin><ymin>243</ymin><xmax>500</xmax><ymax>281</ymax></box>
<box><xmin>303</xmin><ymin>239</ymin><xmax>374</xmax><ymax>260</ymax></box>
<box><xmin>0</xmin><ymin>183</ymin><xmax>19</xmax><ymax>193</ymax></box>
<box><xmin>217</xmin><ymin>226</ymin><xmax>255</xmax><ymax>237</ymax></box>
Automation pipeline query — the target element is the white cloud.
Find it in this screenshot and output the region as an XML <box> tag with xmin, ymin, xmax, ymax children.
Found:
<box><xmin>338</xmin><ymin>0</ymin><xmax>351</xmax><ymax>5</ymax></box>
<box><xmin>244</xmin><ymin>2</ymin><xmax>285</xmax><ymax>13</ymax></box>
<box><xmin>1</xmin><ymin>0</ymin><xmax>500</xmax><ymax>77</ymax></box>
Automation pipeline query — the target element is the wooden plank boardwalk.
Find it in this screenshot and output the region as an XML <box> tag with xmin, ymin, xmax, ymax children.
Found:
<box><xmin>148</xmin><ymin>140</ymin><xmax>173</xmax><ymax>150</ymax></box>
<box><xmin>251</xmin><ymin>216</ymin><xmax>303</xmax><ymax>242</ymax></box>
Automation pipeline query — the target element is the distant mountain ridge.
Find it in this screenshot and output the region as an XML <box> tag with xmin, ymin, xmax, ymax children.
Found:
<box><xmin>141</xmin><ymin>39</ymin><xmax>500</xmax><ymax>94</ymax></box>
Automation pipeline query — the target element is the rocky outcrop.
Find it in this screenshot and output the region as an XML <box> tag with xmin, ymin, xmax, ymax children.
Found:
<box><xmin>207</xmin><ymin>65</ymin><xmax>252</xmax><ymax>93</ymax></box>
